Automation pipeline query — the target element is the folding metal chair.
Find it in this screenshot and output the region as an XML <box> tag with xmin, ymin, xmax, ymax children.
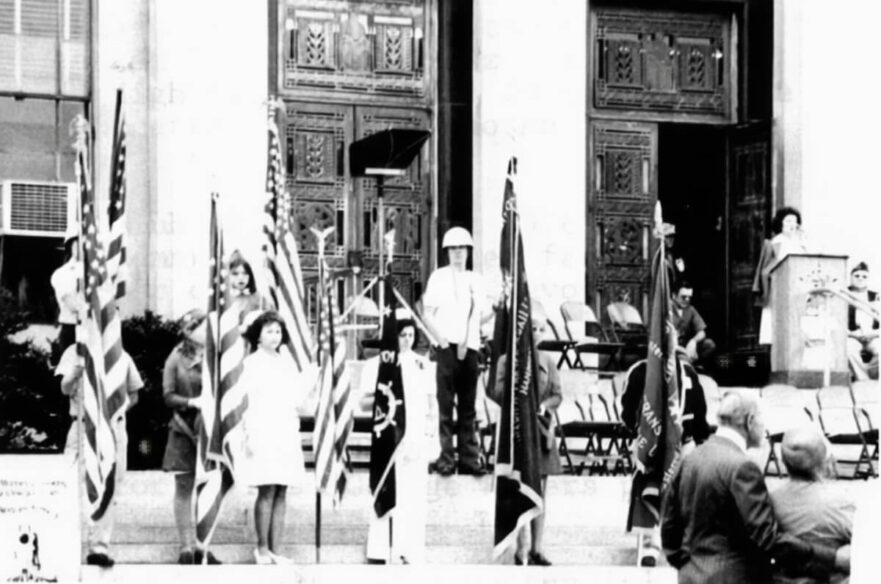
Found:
<box><xmin>759</xmin><ymin>385</ymin><xmax>815</xmax><ymax>477</ymax></box>
<box><xmin>606</xmin><ymin>301</ymin><xmax>648</xmax><ymax>366</ymax></box>
<box><xmin>815</xmin><ymin>386</ymin><xmax>878</xmax><ymax>479</ymax></box>
<box><xmin>536</xmin><ymin>318</ymin><xmax>577</xmax><ymax>369</ymax></box>
<box><xmin>559</xmin><ymin>301</ymin><xmax>623</xmax><ymax>375</ymax></box>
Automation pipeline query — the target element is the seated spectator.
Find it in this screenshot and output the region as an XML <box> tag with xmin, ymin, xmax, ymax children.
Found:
<box><xmin>770</xmin><ymin>425</ymin><xmax>854</xmax><ymax>584</ymax></box>
<box><xmin>845</xmin><ymin>262</ymin><xmax>879</xmax><ymax>381</ymax></box>
<box><xmin>670</xmin><ymin>281</ymin><xmax>716</xmax><ymax>368</ymax></box>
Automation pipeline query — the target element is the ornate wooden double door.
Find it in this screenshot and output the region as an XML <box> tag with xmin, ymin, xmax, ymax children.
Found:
<box><xmin>282</xmin><ymin>102</ymin><xmax>431</xmax><ymax>312</ymax></box>
<box><xmin>275</xmin><ymin>0</ymin><xmax>434</xmax><ymax>314</ymax></box>
<box><xmin>587</xmin><ymin>6</ymin><xmax>771</xmax><ymax>354</ymax></box>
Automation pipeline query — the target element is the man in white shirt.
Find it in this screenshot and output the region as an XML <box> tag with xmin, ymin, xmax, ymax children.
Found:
<box><xmin>422</xmin><ymin>227</ymin><xmax>491</xmax><ymax>476</ymax></box>
<box><xmin>50</xmin><ymin>235</ymin><xmax>85</xmax><ymax>356</ymax></box>
<box><xmin>56</xmin><ymin>344</ymin><xmax>144</xmax><ymax>568</ymax></box>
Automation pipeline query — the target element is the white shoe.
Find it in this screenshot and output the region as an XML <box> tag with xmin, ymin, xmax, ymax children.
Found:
<box><xmin>268</xmin><ymin>551</ymin><xmax>293</xmax><ymax>565</ymax></box>
<box><xmin>254</xmin><ymin>550</ymin><xmax>272</xmax><ymax>565</ymax></box>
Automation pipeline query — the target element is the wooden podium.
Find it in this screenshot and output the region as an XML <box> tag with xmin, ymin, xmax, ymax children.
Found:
<box><xmin>769</xmin><ymin>253</ymin><xmax>849</xmax><ymax>387</ymax></box>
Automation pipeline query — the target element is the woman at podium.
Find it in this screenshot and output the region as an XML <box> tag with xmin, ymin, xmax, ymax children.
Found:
<box><xmin>753</xmin><ymin>207</ymin><xmax>808</xmax><ymax>344</ymax></box>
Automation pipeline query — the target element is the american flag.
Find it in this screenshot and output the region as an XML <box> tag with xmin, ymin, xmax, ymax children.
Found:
<box><xmin>106</xmin><ymin>89</ymin><xmax>127</xmax><ymax>301</ymax></box>
<box><xmin>261</xmin><ymin>109</ymin><xmax>314</xmax><ymax>371</ymax></box>
<box><xmin>76</xmin><ymin>145</ymin><xmax>128</xmax><ymax>521</ymax></box>
<box><xmin>195</xmin><ymin>193</ymin><xmax>248</xmax><ymax>550</ymax></box>
<box><xmin>311</xmin><ymin>234</ymin><xmax>352</xmax><ymax>502</ymax></box>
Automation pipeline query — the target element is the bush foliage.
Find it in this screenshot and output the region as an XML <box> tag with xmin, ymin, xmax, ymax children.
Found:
<box><xmin>0</xmin><ymin>300</ymin><xmax>181</xmax><ymax>469</ymax></box>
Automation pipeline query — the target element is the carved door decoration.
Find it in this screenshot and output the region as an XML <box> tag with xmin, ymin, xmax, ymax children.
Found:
<box><xmin>283</xmin><ymin>101</ymin><xmax>352</xmax><ymax>318</ymax></box>
<box><xmin>727</xmin><ymin>122</ymin><xmax>771</xmax><ymax>352</ymax></box>
<box><xmin>354</xmin><ymin>106</ymin><xmax>431</xmax><ymax>305</ymax></box>
<box><xmin>281</xmin><ymin>0</ymin><xmax>428</xmax><ymax>99</ymax></box>
<box><xmin>592</xmin><ymin>8</ymin><xmax>732</xmax><ymax>120</ymax></box>
<box><xmin>588</xmin><ymin>121</ymin><xmax>658</xmax><ymax>322</ymax></box>
<box><xmin>283</xmin><ymin>101</ymin><xmax>431</xmax><ymax>318</ymax></box>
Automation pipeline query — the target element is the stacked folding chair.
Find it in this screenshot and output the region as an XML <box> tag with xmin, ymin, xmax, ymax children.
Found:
<box><xmin>560</xmin><ymin>301</ymin><xmax>624</xmax><ymax>376</ymax></box>
<box><xmin>759</xmin><ymin>385</ymin><xmax>816</xmax><ymax>477</ymax></box>
<box><xmin>815</xmin><ymin>386</ymin><xmax>878</xmax><ymax>479</ymax></box>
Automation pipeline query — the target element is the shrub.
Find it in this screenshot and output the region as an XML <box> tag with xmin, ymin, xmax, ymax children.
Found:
<box><xmin>121</xmin><ymin>311</ymin><xmax>181</xmax><ymax>470</ymax></box>
<box><xmin>0</xmin><ymin>289</ymin><xmax>66</xmax><ymax>452</ymax></box>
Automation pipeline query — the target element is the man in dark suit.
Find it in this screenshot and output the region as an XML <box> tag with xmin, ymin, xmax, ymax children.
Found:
<box><xmin>660</xmin><ymin>390</ymin><xmax>850</xmax><ymax>584</ymax></box>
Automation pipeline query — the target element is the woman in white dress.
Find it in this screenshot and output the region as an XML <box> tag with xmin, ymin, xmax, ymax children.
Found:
<box><xmin>753</xmin><ymin>207</ymin><xmax>808</xmax><ymax>344</ymax></box>
<box><xmin>239</xmin><ymin>311</ymin><xmax>307</xmax><ymax>564</ymax></box>
<box><xmin>360</xmin><ymin>317</ymin><xmax>432</xmax><ymax>564</ymax></box>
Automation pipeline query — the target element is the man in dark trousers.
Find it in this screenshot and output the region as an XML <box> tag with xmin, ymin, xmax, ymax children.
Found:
<box><xmin>422</xmin><ymin>227</ymin><xmax>492</xmax><ymax>476</ymax></box>
<box><xmin>661</xmin><ymin>390</ymin><xmax>850</xmax><ymax>584</ymax></box>
<box><xmin>620</xmin><ymin>354</ymin><xmax>711</xmax><ymax>566</ymax></box>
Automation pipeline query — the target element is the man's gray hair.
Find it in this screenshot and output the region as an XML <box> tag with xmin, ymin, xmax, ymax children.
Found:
<box><xmin>716</xmin><ymin>389</ymin><xmax>761</xmax><ymax>428</ymax></box>
<box><xmin>781</xmin><ymin>425</ymin><xmax>829</xmax><ymax>480</ymax></box>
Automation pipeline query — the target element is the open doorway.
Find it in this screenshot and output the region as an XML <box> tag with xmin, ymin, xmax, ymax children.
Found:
<box><xmin>658</xmin><ymin>123</ymin><xmax>727</xmax><ymax>349</ymax></box>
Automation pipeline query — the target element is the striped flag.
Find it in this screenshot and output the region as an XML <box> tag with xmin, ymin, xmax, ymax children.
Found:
<box><xmin>492</xmin><ymin>158</ymin><xmax>544</xmax><ymax>558</ymax></box>
<box><xmin>106</xmin><ymin>89</ymin><xmax>127</xmax><ymax>301</ymax></box>
<box><xmin>261</xmin><ymin>111</ymin><xmax>314</xmax><ymax>371</ymax></box>
<box><xmin>369</xmin><ymin>278</ymin><xmax>405</xmax><ymax>519</ymax></box>
<box><xmin>311</xmin><ymin>238</ymin><xmax>352</xmax><ymax>502</ymax></box>
<box><xmin>76</xmin><ymin>145</ymin><xmax>128</xmax><ymax>521</ymax></box>
<box><xmin>195</xmin><ymin>193</ymin><xmax>248</xmax><ymax>550</ymax></box>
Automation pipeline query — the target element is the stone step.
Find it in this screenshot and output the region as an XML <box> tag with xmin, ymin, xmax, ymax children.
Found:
<box><xmin>80</xmin><ymin>564</ymin><xmax>678</xmax><ymax>584</ymax></box>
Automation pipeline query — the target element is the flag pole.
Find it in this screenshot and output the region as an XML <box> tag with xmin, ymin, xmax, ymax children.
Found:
<box><xmin>315</xmin><ymin>492</ymin><xmax>321</xmax><ymax>563</ymax></box>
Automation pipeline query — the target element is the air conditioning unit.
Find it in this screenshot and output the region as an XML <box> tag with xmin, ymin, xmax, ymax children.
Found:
<box><xmin>0</xmin><ymin>180</ymin><xmax>77</xmax><ymax>237</ymax></box>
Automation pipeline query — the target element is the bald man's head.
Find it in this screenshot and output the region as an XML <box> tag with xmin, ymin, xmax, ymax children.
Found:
<box><xmin>717</xmin><ymin>390</ymin><xmax>765</xmax><ymax>448</ymax></box>
<box><xmin>781</xmin><ymin>425</ymin><xmax>829</xmax><ymax>481</ymax></box>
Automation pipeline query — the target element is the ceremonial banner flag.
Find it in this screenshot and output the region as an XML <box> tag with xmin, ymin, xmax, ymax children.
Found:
<box><xmin>106</xmin><ymin>89</ymin><xmax>127</xmax><ymax>301</ymax></box>
<box><xmin>627</xmin><ymin>204</ymin><xmax>683</xmax><ymax>531</ymax></box>
<box><xmin>312</xmin><ymin>233</ymin><xmax>352</xmax><ymax>502</ymax></box>
<box><xmin>369</xmin><ymin>278</ymin><xmax>406</xmax><ymax>519</ymax></box>
<box><xmin>492</xmin><ymin>158</ymin><xmax>544</xmax><ymax>558</ymax></box>
<box><xmin>261</xmin><ymin>108</ymin><xmax>314</xmax><ymax>371</ymax></box>
<box><xmin>76</xmin><ymin>142</ymin><xmax>128</xmax><ymax>521</ymax></box>
<box><xmin>195</xmin><ymin>193</ymin><xmax>247</xmax><ymax>550</ymax></box>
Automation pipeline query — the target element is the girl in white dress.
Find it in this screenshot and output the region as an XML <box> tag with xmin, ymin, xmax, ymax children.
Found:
<box><xmin>239</xmin><ymin>311</ymin><xmax>307</xmax><ymax>565</ymax></box>
<box><xmin>360</xmin><ymin>317</ymin><xmax>432</xmax><ymax>564</ymax></box>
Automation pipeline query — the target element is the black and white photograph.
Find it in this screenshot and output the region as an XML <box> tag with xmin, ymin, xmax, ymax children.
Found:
<box><xmin>0</xmin><ymin>1</ymin><xmax>878</xmax><ymax>582</ymax></box>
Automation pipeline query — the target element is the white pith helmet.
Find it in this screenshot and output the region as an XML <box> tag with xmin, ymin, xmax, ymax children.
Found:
<box><xmin>442</xmin><ymin>226</ymin><xmax>473</xmax><ymax>248</ymax></box>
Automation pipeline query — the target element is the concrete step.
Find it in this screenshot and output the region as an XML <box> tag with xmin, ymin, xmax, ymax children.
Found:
<box><xmin>80</xmin><ymin>564</ymin><xmax>678</xmax><ymax>584</ymax></box>
<box><xmin>106</xmin><ymin>472</ymin><xmax>641</xmax><ymax>565</ymax></box>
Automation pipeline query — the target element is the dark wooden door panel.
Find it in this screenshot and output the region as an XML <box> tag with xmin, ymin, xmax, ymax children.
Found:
<box><xmin>588</xmin><ymin>121</ymin><xmax>658</xmax><ymax>321</ymax></box>
<box><xmin>727</xmin><ymin>121</ymin><xmax>771</xmax><ymax>351</ymax></box>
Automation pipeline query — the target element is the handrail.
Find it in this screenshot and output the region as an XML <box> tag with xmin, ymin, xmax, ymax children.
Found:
<box><xmin>812</xmin><ymin>286</ymin><xmax>880</xmax><ymax>321</ymax></box>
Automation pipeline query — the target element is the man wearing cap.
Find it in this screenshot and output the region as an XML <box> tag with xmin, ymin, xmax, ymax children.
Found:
<box><xmin>422</xmin><ymin>227</ymin><xmax>491</xmax><ymax>476</ymax></box>
<box><xmin>770</xmin><ymin>426</ymin><xmax>854</xmax><ymax>584</ymax></box>
<box><xmin>846</xmin><ymin>262</ymin><xmax>879</xmax><ymax>380</ymax></box>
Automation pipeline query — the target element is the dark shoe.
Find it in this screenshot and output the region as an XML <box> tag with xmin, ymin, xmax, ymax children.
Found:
<box><xmin>366</xmin><ymin>558</ymin><xmax>387</xmax><ymax>565</ymax></box>
<box><xmin>458</xmin><ymin>464</ymin><xmax>487</xmax><ymax>476</ymax></box>
<box><xmin>86</xmin><ymin>552</ymin><xmax>115</xmax><ymax>568</ymax></box>
<box><xmin>433</xmin><ymin>460</ymin><xmax>455</xmax><ymax>476</ymax></box>
<box><xmin>194</xmin><ymin>550</ymin><xmax>222</xmax><ymax>565</ymax></box>
<box><xmin>528</xmin><ymin>551</ymin><xmax>552</xmax><ymax>566</ymax></box>
<box><xmin>178</xmin><ymin>550</ymin><xmax>195</xmax><ymax>565</ymax></box>
<box><xmin>514</xmin><ymin>554</ymin><xmax>526</xmax><ymax>565</ymax></box>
